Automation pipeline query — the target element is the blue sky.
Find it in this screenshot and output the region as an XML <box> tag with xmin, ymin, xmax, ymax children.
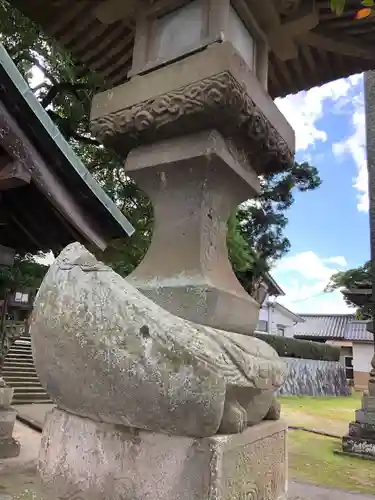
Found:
<box><xmin>272</xmin><ymin>74</ymin><xmax>369</xmax><ymax>314</ymax></box>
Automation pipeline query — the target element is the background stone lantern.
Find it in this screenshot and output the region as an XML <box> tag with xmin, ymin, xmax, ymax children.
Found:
<box><xmin>91</xmin><ymin>0</ymin><xmax>295</xmax><ymax>336</ymax></box>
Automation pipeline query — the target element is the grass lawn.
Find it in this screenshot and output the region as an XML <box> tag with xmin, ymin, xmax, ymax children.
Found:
<box><xmin>280</xmin><ymin>394</ymin><xmax>375</xmax><ymax>494</ymax></box>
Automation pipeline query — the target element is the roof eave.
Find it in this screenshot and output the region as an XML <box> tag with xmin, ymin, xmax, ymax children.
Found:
<box><xmin>0</xmin><ymin>44</ymin><xmax>135</xmax><ymax>249</ymax></box>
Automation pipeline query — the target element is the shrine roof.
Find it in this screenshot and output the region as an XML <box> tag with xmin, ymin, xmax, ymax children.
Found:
<box><xmin>0</xmin><ymin>43</ymin><xmax>134</xmax><ymax>254</ymax></box>
<box><xmin>7</xmin><ymin>0</ymin><xmax>375</xmax><ymax>98</ymax></box>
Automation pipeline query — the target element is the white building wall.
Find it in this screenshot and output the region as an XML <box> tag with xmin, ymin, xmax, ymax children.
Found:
<box><xmin>256</xmin><ymin>303</ymin><xmax>299</xmax><ymax>337</ymax></box>
<box><xmin>258</xmin><ymin>306</ymin><xmax>268</xmax><ymax>323</ymax></box>
<box><xmin>269</xmin><ymin>307</ymin><xmax>296</xmax><ymax>338</ymax></box>
<box><xmin>352</xmin><ymin>343</ymin><xmax>373</xmax><ymax>373</ymax></box>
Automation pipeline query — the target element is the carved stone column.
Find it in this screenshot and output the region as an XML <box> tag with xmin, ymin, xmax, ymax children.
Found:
<box><xmin>124</xmin><ymin>130</ymin><xmax>262</xmax><ymax>334</ymax></box>
<box><xmin>91</xmin><ymin>41</ymin><xmax>294</xmax><ymax>334</ymax></box>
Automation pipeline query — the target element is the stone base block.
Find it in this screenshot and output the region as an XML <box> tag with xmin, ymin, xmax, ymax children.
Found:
<box><xmin>349</xmin><ymin>421</ymin><xmax>375</xmax><ymax>439</ymax></box>
<box><xmin>342</xmin><ymin>435</ymin><xmax>375</xmax><ymax>459</ymax></box>
<box><xmin>362</xmin><ymin>394</ymin><xmax>375</xmax><ymax>412</ymax></box>
<box><xmin>0</xmin><ymin>409</ymin><xmax>16</xmax><ymax>438</ymax></box>
<box><xmin>0</xmin><ymin>437</ymin><xmax>20</xmax><ymax>458</ymax></box>
<box><xmin>134</xmin><ymin>284</ymin><xmax>260</xmax><ymax>336</ymax></box>
<box><xmin>355</xmin><ymin>409</ymin><xmax>375</xmax><ymax>425</ymax></box>
<box><xmin>334</xmin><ymin>449</ymin><xmax>375</xmax><ymax>462</ymax></box>
<box><xmin>38</xmin><ymin>408</ymin><xmax>287</xmax><ymax>500</ymax></box>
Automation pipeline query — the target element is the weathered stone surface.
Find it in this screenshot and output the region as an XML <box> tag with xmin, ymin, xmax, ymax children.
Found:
<box><xmin>91</xmin><ymin>42</ymin><xmax>295</xmax><ymax>176</ymax></box>
<box><xmin>0</xmin><ymin>387</ymin><xmax>13</xmax><ymax>409</ymax></box>
<box><xmin>362</xmin><ymin>394</ymin><xmax>375</xmax><ymax>412</ymax></box>
<box><xmin>0</xmin><ymin>409</ymin><xmax>16</xmax><ymax>438</ymax></box>
<box><xmin>0</xmin><ymin>377</ymin><xmax>6</xmax><ymax>388</ymax></box>
<box><xmin>31</xmin><ymin>243</ymin><xmax>286</xmax><ymax>438</ymax></box>
<box><xmin>0</xmin><ymin>437</ymin><xmax>20</xmax><ymax>458</ymax></box>
<box><xmin>125</xmin><ymin>130</ymin><xmax>261</xmax><ymax>335</ymax></box>
<box><xmin>342</xmin><ymin>435</ymin><xmax>375</xmax><ymax>458</ymax></box>
<box><xmin>38</xmin><ymin>408</ymin><xmax>287</xmax><ymax>500</ymax></box>
<box><xmin>278</xmin><ymin>358</ymin><xmax>349</xmax><ymax>397</ymax></box>
<box><xmin>356</xmin><ymin>409</ymin><xmax>375</xmax><ymax>425</ymax></box>
<box><xmin>349</xmin><ymin>421</ymin><xmax>375</xmax><ymax>439</ymax></box>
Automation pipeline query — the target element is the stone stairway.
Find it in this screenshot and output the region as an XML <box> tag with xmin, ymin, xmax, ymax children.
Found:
<box><xmin>0</xmin><ymin>334</ymin><xmax>52</xmax><ymax>404</ymax></box>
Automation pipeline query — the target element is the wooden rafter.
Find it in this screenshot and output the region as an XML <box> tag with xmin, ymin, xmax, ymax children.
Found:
<box><xmin>299</xmin><ymin>31</ymin><xmax>375</xmax><ymax>60</ymax></box>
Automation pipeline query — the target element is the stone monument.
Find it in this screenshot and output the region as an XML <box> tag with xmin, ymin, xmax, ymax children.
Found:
<box><xmin>0</xmin><ymin>376</ymin><xmax>20</xmax><ymax>458</ymax></box>
<box><xmin>339</xmin><ymin>350</ymin><xmax>375</xmax><ymax>460</ymax></box>
<box><xmin>31</xmin><ymin>243</ymin><xmax>288</xmax><ymax>500</ymax></box>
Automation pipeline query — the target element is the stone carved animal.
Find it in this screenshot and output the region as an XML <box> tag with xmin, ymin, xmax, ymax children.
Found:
<box><xmin>31</xmin><ymin>243</ymin><xmax>286</xmax><ymax>438</ymax></box>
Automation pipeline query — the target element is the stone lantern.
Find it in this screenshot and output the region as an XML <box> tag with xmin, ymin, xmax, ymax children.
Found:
<box><xmin>91</xmin><ymin>0</ymin><xmax>295</xmax><ymax>336</ymax></box>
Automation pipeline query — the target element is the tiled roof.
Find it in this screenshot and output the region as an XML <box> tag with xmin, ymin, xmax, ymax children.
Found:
<box><xmin>293</xmin><ymin>314</ymin><xmax>355</xmax><ymax>339</ymax></box>
<box><xmin>344</xmin><ymin>321</ymin><xmax>374</xmax><ymax>343</ymax></box>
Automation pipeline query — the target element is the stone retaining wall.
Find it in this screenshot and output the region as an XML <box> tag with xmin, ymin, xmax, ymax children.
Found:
<box><xmin>279</xmin><ymin>358</ymin><xmax>350</xmax><ymax>396</ymax></box>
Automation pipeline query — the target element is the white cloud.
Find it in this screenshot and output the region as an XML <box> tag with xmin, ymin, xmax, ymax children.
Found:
<box><xmin>274</xmin><ymin>250</ymin><xmax>346</xmax><ymax>282</ymax></box>
<box><xmin>276</xmin><ymin>73</ymin><xmax>367</xmax><ymax>212</ymax></box>
<box><xmin>275</xmin><ymin>74</ymin><xmax>361</xmax><ymax>152</ymax></box>
<box><xmin>332</xmin><ymin>84</ymin><xmax>368</xmax><ymax>212</ymax></box>
<box><xmin>278</xmin><ymin>283</ymin><xmax>354</xmax><ymax>315</ymax></box>
<box><xmin>272</xmin><ymin>251</ymin><xmax>354</xmax><ymax>314</ymax></box>
<box><xmin>324</xmin><ymin>256</ymin><xmax>348</xmax><ymax>267</ymax></box>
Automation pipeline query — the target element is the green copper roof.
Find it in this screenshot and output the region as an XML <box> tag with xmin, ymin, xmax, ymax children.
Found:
<box><xmin>0</xmin><ymin>43</ymin><xmax>135</xmax><ymax>239</ymax></box>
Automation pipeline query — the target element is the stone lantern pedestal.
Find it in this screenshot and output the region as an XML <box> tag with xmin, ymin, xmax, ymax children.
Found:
<box><xmin>91</xmin><ymin>40</ymin><xmax>294</xmax><ymax>335</ymax></box>
<box><xmin>0</xmin><ymin>377</ymin><xmax>20</xmax><ymax>458</ymax></box>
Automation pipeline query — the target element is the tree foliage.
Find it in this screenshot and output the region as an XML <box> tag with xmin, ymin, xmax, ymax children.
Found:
<box><xmin>325</xmin><ymin>261</ymin><xmax>372</xmax><ymax>319</ymax></box>
<box><xmin>0</xmin><ymin>254</ymin><xmax>48</xmax><ymax>297</ymax></box>
<box><xmin>0</xmin><ymin>1</ymin><xmax>322</xmax><ymax>295</ymax></box>
<box><xmin>330</xmin><ymin>0</ymin><xmax>375</xmax><ymax>18</ymax></box>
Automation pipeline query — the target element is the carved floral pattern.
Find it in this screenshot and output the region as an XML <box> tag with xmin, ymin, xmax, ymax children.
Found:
<box><xmin>91</xmin><ymin>72</ymin><xmax>294</xmax><ymax>175</ymax></box>
<box><xmin>223</xmin><ymin>431</ymin><xmax>286</xmax><ymax>500</ymax></box>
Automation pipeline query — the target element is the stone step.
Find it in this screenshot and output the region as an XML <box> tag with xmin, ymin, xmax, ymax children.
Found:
<box><xmin>3</xmin><ymin>375</ymin><xmax>40</xmax><ymax>381</ymax></box>
<box><xmin>13</xmin><ymin>386</ymin><xmax>48</xmax><ymax>394</ymax></box>
<box><xmin>13</xmin><ymin>399</ymin><xmax>52</xmax><ymax>405</ymax></box>
<box><xmin>3</xmin><ymin>358</ymin><xmax>34</xmax><ymax>369</ymax></box>
<box><xmin>3</xmin><ymin>357</ymin><xmax>35</xmax><ymax>363</ymax></box>
<box><xmin>12</xmin><ymin>397</ymin><xmax>52</xmax><ymax>406</ymax></box>
<box><xmin>8</xmin><ymin>344</ymin><xmax>32</xmax><ymax>354</ymax></box>
<box><xmin>12</xmin><ymin>390</ymin><xmax>50</xmax><ymax>404</ymax></box>
<box><xmin>1</xmin><ymin>365</ymin><xmax>36</xmax><ymax>375</ymax></box>
<box><xmin>4</xmin><ymin>380</ymin><xmax>43</xmax><ymax>387</ymax></box>
<box><xmin>5</xmin><ymin>353</ymin><xmax>34</xmax><ymax>360</ymax></box>
<box><xmin>7</xmin><ymin>345</ymin><xmax>33</xmax><ymax>356</ymax></box>
<box><xmin>1</xmin><ymin>334</ymin><xmax>50</xmax><ymax>405</ymax></box>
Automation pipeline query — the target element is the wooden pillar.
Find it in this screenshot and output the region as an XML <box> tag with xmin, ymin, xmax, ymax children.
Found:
<box><xmin>365</xmin><ymin>71</ymin><xmax>375</xmax><ymax>351</ymax></box>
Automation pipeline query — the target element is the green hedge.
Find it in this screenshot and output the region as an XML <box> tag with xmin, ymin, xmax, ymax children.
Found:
<box><xmin>254</xmin><ymin>333</ymin><xmax>340</xmax><ymax>362</ymax></box>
